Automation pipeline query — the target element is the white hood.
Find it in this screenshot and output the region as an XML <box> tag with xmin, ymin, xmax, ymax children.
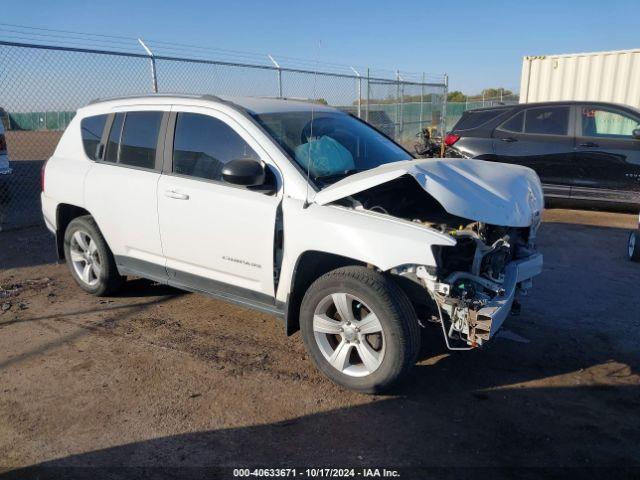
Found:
<box><xmin>313</xmin><ymin>158</ymin><xmax>544</xmax><ymax>227</ymax></box>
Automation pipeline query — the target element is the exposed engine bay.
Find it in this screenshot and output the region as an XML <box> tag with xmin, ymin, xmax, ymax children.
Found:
<box><xmin>338</xmin><ymin>175</ymin><xmax>542</xmax><ymax>348</ymax></box>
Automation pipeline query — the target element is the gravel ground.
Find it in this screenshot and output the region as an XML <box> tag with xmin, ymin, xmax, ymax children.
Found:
<box><xmin>0</xmin><ymin>209</ymin><xmax>639</xmax><ymax>478</ymax></box>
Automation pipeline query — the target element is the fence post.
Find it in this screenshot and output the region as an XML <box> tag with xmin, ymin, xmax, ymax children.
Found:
<box><xmin>440</xmin><ymin>74</ymin><xmax>448</xmax><ymax>157</ymax></box>
<box><xmin>268</xmin><ymin>55</ymin><xmax>283</xmax><ymax>98</ymax></box>
<box><xmin>366</xmin><ymin>68</ymin><xmax>370</xmax><ymax>122</ymax></box>
<box><xmin>419</xmin><ymin>72</ymin><xmax>425</xmax><ymax>128</ymax></box>
<box><xmin>400</xmin><ymin>74</ymin><xmax>405</xmax><ymax>139</ymax></box>
<box><xmin>138</xmin><ymin>38</ymin><xmax>158</xmax><ymax>93</ymax></box>
<box><xmin>396</xmin><ymin>70</ymin><xmax>401</xmax><ymax>140</ymax></box>
<box><xmin>350</xmin><ymin>67</ymin><xmax>362</xmax><ymax>118</ymax></box>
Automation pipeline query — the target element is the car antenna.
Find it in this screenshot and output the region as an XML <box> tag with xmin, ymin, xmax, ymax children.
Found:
<box><xmin>303</xmin><ymin>40</ymin><xmax>321</xmax><ymax>209</ymax></box>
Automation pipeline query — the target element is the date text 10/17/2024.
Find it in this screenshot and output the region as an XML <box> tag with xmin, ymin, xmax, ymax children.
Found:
<box><xmin>233</xmin><ymin>468</ymin><xmax>401</xmax><ymax>478</ymax></box>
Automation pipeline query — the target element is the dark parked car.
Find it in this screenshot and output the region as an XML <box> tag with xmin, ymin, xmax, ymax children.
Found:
<box><xmin>629</xmin><ymin>213</ymin><xmax>640</xmax><ymax>262</ymax></box>
<box><xmin>446</xmin><ymin>101</ymin><xmax>640</xmax><ymax>209</ymax></box>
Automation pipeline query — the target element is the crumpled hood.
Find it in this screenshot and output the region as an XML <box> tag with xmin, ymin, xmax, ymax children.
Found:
<box><xmin>313</xmin><ymin>158</ymin><xmax>544</xmax><ymax>227</ymax></box>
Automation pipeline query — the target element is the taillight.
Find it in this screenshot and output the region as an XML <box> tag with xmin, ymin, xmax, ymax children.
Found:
<box><xmin>444</xmin><ymin>133</ymin><xmax>460</xmax><ymax>147</ymax></box>
<box><xmin>0</xmin><ymin>133</ymin><xmax>6</xmax><ymax>152</ymax></box>
<box><xmin>41</xmin><ymin>159</ymin><xmax>48</xmax><ymax>192</ymax></box>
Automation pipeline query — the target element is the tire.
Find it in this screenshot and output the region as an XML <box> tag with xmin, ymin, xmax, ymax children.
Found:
<box><xmin>300</xmin><ymin>266</ymin><xmax>420</xmax><ymax>393</ymax></box>
<box><xmin>63</xmin><ymin>215</ymin><xmax>124</xmax><ymax>296</ymax></box>
<box><xmin>629</xmin><ymin>231</ymin><xmax>640</xmax><ymax>262</ymax></box>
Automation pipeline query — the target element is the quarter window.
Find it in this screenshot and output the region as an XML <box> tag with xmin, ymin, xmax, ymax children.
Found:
<box><xmin>104</xmin><ymin>113</ymin><xmax>124</xmax><ymax>163</ymax></box>
<box><xmin>523</xmin><ymin>106</ymin><xmax>569</xmax><ymax>136</ymax></box>
<box><xmin>580</xmin><ymin>107</ymin><xmax>640</xmax><ymax>138</ymax></box>
<box><xmin>499</xmin><ymin>111</ymin><xmax>524</xmax><ymax>133</ymax></box>
<box><xmin>80</xmin><ymin>114</ymin><xmax>108</xmax><ymax>160</ymax></box>
<box><xmin>172</xmin><ymin>113</ymin><xmax>259</xmax><ymax>181</ymax></box>
<box><xmin>455</xmin><ymin>109</ymin><xmax>504</xmax><ymax>130</ymax></box>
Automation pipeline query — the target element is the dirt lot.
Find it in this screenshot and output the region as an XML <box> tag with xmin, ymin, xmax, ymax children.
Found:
<box><xmin>1</xmin><ymin>209</ymin><xmax>639</xmax><ymax>477</ymax></box>
<box><xmin>4</xmin><ymin>131</ymin><xmax>63</xmax><ymax>162</ymax></box>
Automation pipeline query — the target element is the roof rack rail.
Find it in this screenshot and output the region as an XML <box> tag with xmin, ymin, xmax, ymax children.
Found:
<box><xmin>87</xmin><ymin>93</ymin><xmax>223</xmax><ymax>105</ymax></box>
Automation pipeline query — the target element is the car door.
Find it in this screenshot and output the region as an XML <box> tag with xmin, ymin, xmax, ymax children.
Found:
<box><xmin>572</xmin><ymin>104</ymin><xmax>640</xmax><ymax>205</ymax></box>
<box><xmin>84</xmin><ymin>107</ymin><xmax>169</xmax><ymax>281</ymax></box>
<box><xmin>493</xmin><ymin>105</ymin><xmax>575</xmax><ymax>198</ymax></box>
<box><xmin>157</xmin><ymin>107</ymin><xmax>282</xmax><ymax>304</ymax></box>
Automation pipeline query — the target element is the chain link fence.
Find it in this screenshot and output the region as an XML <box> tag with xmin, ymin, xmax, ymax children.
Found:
<box><xmin>0</xmin><ymin>40</ymin><xmax>447</xmax><ymax>231</ymax></box>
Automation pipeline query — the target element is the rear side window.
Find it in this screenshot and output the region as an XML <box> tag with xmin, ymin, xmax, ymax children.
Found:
<box><xmin>119</xmin><ymin>112</ymin><xmax>163</xmax><ymax>169</ymax></box>
<box><xmin>454</xmin><ymin>109</ymin><xmax>504</xmax><ymax>130</ymax></box>
<box><xmin>104</xmin><ymin>111</ymin><xmax>163</xmax><ymax>169</ymax></box>
<box><xmin>80</xmin><ymin>114</ymin><xmax>107</xmax><ymax>160</ymax></box>
<box><xmin>523</xmin><ymin>106</ymin><xmax>569</xmax><ymax>135</ymax></box>
<box><xmin>172</xmin><ymin>113</ymin><xmax>259</xmax><ymax>182</ymax></box>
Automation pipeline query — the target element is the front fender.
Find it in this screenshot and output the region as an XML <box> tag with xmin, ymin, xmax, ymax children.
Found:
<box><xmin>276</xmin><ymin>197</ymin><xmax>455</xmax><ymax>302</ymax></box>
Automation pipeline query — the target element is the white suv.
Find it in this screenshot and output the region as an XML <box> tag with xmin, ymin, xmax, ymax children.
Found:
<box><xmin>42</xmin><ymin>95</ymin><xmax>544</xmax><ymax>392</ymax></box>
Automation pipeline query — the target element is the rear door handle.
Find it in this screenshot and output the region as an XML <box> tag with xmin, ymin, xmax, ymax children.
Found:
<box><xmin>500</xmin><ymin>137</ymin><xmax>517</xmax><ymax>142</ymax></box>
<box><xmin>578</xmin><ymin>142</ymin><xmax>599</xmax><ymax>148</ymax></box>
<box><xmin>164</xmin><ymin>189</ymin><xmax>189</xmax><ymax>200</ymax></box>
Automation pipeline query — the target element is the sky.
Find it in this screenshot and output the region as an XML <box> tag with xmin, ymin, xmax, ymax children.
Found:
<box><xmin>3</xmin><ymin>0</ymin><xmax>640</xmax><ymax>93</ymax></box>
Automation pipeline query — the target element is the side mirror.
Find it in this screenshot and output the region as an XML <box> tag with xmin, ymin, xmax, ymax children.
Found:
<box><xmin>633</xmin><ymin>128</ymin><xmax>640</xmax><ymax>139</ymax></box>
<box><xmin>222</xmin><ymin>158</ymin><xmax>266</xmax><ymax>186</ymax></box>
<box><xmin>222</xmin><ymin>158</ymin><xmax>276</xmax><ymax>194</ymax></box>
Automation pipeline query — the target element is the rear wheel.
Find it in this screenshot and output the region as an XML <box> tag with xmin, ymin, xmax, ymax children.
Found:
<box><xmin>629</xmin><ymin>231</ymin><xmax>640</xmax><ymax>262</ymax></box>
<box><xmin>300</xmin><ymin>266</ymin><xmax>420</xmax><ymax>393</ymax></box>
<box><xmin>64</xmin><ymin>215</ymin><xmax>124</xmax><ymax>296</ymax></box>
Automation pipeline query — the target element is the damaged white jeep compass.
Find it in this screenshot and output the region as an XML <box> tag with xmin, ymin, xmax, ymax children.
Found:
<box><xmin>42</xmin><ymin>95</ymin><xmax>543</xmax><ymax>393</ymax></box>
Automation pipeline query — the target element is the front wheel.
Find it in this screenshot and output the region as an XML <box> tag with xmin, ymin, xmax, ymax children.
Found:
<box><xmin>629</xmin><ymin>231</ymin><xmax>640</xmax><ymax>262</ymax></box>
<box><xmin>300</xmin><ymin>266</ymin><xmax>420</xmax><ymax>393</ymax></box>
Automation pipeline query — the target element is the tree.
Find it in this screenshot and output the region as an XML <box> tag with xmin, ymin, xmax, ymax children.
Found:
<box><xmin>447</xmin><ymin>91</ymin><xmax>466</xmax><ymax>102</ymax></box>
<box><xmin>480</xmin><ymin>88</ymin><xmax>513</xmax><ymax>99</ymax></box>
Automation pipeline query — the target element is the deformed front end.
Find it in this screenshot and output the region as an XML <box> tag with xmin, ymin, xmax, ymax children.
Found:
<box><xmin>418</xmin><ymin>220</ymin><xmax>543</xmax><ymax>347</ymax></box>
<box><xmin>314</xmin><ymin>157</ymin><xmax>545</xmax><ymax>349</ymax></box>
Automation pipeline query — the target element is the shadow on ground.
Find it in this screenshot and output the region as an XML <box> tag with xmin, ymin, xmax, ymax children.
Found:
<box><xmin>3</xmin><ymin>383</ymin><xmax>639</xmax><ymax>479</ymax></box>
<box><xmin>1</xmin><ymin>212</ymin><xmax>640</xmax><ymax>479</ymax></box>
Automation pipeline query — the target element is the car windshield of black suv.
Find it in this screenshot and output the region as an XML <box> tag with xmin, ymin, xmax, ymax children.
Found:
<box><xmin>251</xmin><ymin>110</ymin><xmax>412</xmax><ymax>186</ymax></box>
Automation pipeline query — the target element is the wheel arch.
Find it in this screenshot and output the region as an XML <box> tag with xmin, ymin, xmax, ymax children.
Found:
<box><xmin>284</xmin><ymin>250</ymin><xmax>367</xmax><ymax>335</ymax></box>
<box><xmin>55</xmin><ymin>204</ymin><xmax>91</xmax><ymax>260</ymax></box>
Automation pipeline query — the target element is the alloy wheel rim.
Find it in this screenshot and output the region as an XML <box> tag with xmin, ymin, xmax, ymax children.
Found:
<box><xmin>313</xmin><ymin>292</ymin><xmax>385</xmax><ymax>377</ymax></box>
<box><xmin>69</xmin><ymin>230</ymin><xmax>102</xmax><ymax>287</ymax></box>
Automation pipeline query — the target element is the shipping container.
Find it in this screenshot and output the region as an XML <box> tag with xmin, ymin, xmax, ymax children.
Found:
<box><xmin>520</xmin><ymin>48</ymin><xmax>640</xmax><ymax>108</ymax></box>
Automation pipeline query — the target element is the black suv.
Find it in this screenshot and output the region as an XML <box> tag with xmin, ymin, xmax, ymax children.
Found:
<box><xmin>447</xmin><ymin>101</ymin><xmax>640</xmax><ymax>209</ymax></box>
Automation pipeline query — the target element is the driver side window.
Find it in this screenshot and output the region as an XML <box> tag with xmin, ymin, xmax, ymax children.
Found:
<box><xmin>580</xmin><ymin>106</ymin><xmax>640</xmax><ymax>139</ymax></box>
<box><xmin>172</xmin><ymin>113</ymin><xmax>259</xmax><ymax>182</ymax></box>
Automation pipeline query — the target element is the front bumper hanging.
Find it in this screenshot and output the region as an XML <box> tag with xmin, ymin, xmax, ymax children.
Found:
<box><xmin>424</xmin><ymin>253</ymin><xmax>543</xmax><ymax>348</ymax></box>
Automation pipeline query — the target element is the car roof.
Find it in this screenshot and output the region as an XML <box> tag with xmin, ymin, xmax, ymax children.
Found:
<box><xmin>466</xmin><ymin>100</ymin><xmax>640</xmax><ymax>113</ymax></box>
<box><xmin>82</xmin><ymin>94</ymin><xmax>339</xmax><ymax>115</ymax></box>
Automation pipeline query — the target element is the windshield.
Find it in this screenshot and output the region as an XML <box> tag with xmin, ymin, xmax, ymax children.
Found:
<box><xmin>251</xmin><ymin>111</ymin><xmax>412</xmax><ymax>186</ymax></box>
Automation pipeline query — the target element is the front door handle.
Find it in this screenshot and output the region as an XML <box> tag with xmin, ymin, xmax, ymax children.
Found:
<box><xmin>579</xmin><ymin>142</ymin><xmax>599</xmax><ymax>148</ymax></box>
<box><xmin>500</xmin><ymin>137</ymin><xmax>517</xmax><ymax>142</ymax></box>
<box><xmin>164</xmin><ymin>189</ymin><xmax>189</xmax><ymax>200</ymax></box>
